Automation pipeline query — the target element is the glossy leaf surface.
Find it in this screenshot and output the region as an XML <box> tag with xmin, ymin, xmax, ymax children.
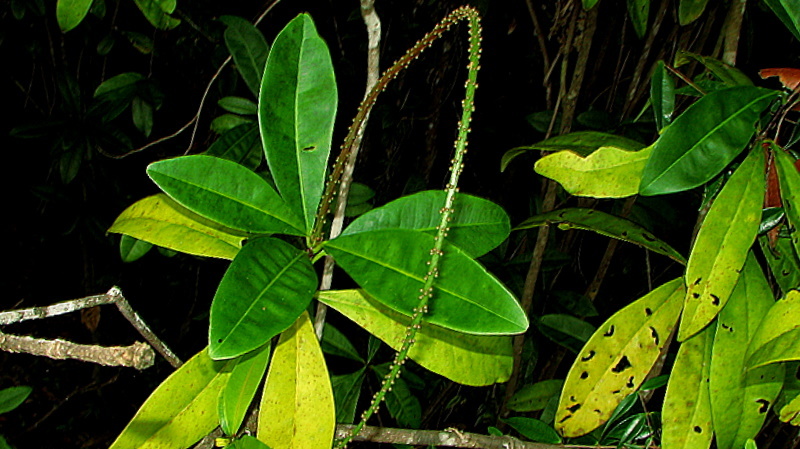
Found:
<box><xmin>662</xmin><ymin>325</ymin><xmax>714</xmax><ymax>449</ymax></box>
<box><xmin>680</xmin><ymin>149</ymin><xmax>764</xmax><ymax>341</ymax></box>
<box><xmin>747</xmin><ymin>290</ymin><xmax>800</xmax><ymax>369</ymax></box>
<box><xmin>534</xmin><ymin>145</ymin><xmax>652</xmax><ymax>198</ymax></box>
<box><xmin>501</xmin><ymin>131</ymin><xmax>644</xmax><ymax>171</ymax></box>
<box><xmin>710</xmin><ymin>255</ymin><xmax>783</xmax><ymax>449</ymax></box>
<box><xmin>109</xmin><ymin>194</ymin><xmax>245</xmax><ymax>260</ymax></box>
<box><xmin>56</xmin><ymin>0</ymin><xmax>92</xmax><ymax>32</ymax></box>
<box><xmin>651</xmin><ymin>60</ymin><xmax>675</xmax><ymax>131</ymax></box>
<box><xmin>109</xmin><ymin>349</ymin><xmax>232</xmax><ymax>449</ymax></box>
<box><xmin>639</xmin><ymin>87</ymin><xmax>775</xmax><ymax>195</ymax></box>
<box><xmin>219</xmin><ymin>343</ymin><xmax>272</xmax><ymax>436</ymax></box>
<box><xmin>555</xmin><ymin>278</ymin><xmax>684</xmax><ymax>437</ymax></box>
<box><xmin>318</xmin><ymin>289</ymin><xmax>513</xmax><ymax>386</ymax></box>
<box><xmin>147</xmin><ymin>155</ymin><xmax>304</xmax><ymax>235</ymax></box>
<box><xmin>259</xmin><ymin>14</ymin><xmax>337</xmax><ymax>231</ymax></box>
<box><xmin>210</xmin><ymin>237</ymin><xmax>316</xmax><ymax>359</ymax></box>
<box><xmin>325</xmin><ymin>229</ymin><xmax>528</xmax><ymax>335</ymax></box>
<box><xmin>220</xmin><ymin>15</ymin><xmax>270</xmax><ymax>96</ymax></box>
<box><xmin>342</xmin><ymin>190</ymin><xmax>510</xmax><ymax>258</ymax></box>
<box><xmin>258</xmin><ymin>312</ymin><xmax>334</xmax><ymax>449</ymax></box>
<box><xmin>516</xmin><ymin>208</ymin><xmax>685</xmax><ymax>264</ymax></box>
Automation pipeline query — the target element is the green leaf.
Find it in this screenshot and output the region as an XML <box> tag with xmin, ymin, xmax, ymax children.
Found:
<box><xmin>555</xmin><ymin>278</ymin><xmax>684</xmax><ymax>437</ymax></box>
<box><xmin>228</xmin><ymin>435</ymin><xmax>271</xmax><ymax>449</ymax></box>
<box><xmin>710</xmin><ymin>254</ymin><xmax>783</xmax><ymax>449</ymax></box>
<box><xmin>537</xmin><ymin>314</ymin><xmax>596</xmax><ymax>354</ymax></box>
<box><xmin>373</xmin><ymin>363</ymin><xmax>421</xmax><ymax>428</ymax></box>
<box><xmin>219</xmin><ymin>343</ymin><xmax>271</xmax><ymax>436</ymax></box>
<box><xmin>324</xmin><ymin>229</ymin><xmax>528</xmax><ymax>336</ymax></box>
<box><xmin>759</xmin><ymin>234</ymin><xmax>800</xmax><ymax>296</ymax></box>
<box><xmin>209</xmin><ymin>237</ymin><xmax>317</xmax><ymax>360</ymax></box>
<box><xmin>132</xmin><ymin>0</ymin><xmax>180</xmax><ymax>29</ymax></box>
<box><xmin>218</xmin><ymin>96</ymin><xmax>258</xmax><ymax>116</ymax></box>
<box><xmin>258</xmin><ymin>312</ymin><xmax>335</xmax><ymax>449</ymax></box>
<box><xmin>331</xmin><ymin>368</ymin><xmax>366</xmax><ymax>424</ymax></box>
<box><xmin>342</xmin><ymin>190</ymin><xmax>511</xmax><ymax>258</ymax></box>
<box><xmin>661</xmin><ymin>324</ymin><xmax>714</xmax><ymax>449</ymax></box>
<box><xmin>676</xmin><ymin>52</ymin><xmax>753</xmax><ymax>87</ymax></box>
<box><xmin>678</xmin><ymin>0</ymin><xmax>711</xmax><ymax>25</ymax></box>
<box><xmin>119</xmin><ymin>234</ymin><xmax>153</xmax><ymax>262</ymax></box>
<box><xmin>503</xmin><ymin>417</ymin><xmax>562</xmax><ymax>444</ymax></box>
<box><xmin>56</xmin><ymin>0</ymin><xmax>92</xmax><ymax>32</ymax></box>
<box><xmin>211</xmin><ymin>114</ymin><xmax>252</xmax><ymax>134</ymax></box>
<box><xmin>534</xmin><ymin>145</ymin><xmax>652</xmax><ymax>198</ymax></box>
<box><xmin>0</xmin><ymin>386</ymin><xmax>32</xmax><ymax>415</ymax></box>
<box><xmin>747</xmin><ymin>290</ymin><xmax>800</xmax><ymax>369</ymax></box>
<box><xmin>147</xmin><ymin>155</ymin><xmax>305</xmax><ymax>235</ymax></box>
<box><xmin>515</xmin><ymin>208</ymin><xmax>686</xmax><ymax>264</ymax></box>
<box><xmin>205</xmin><ymin>123</ymin><xmax>263</xmax><ymax>170</ymax></box>
<box><xmin>680</xmin><ymin>149</ymin><xmax>765</xmax><ymax>341</ymax></box>
<box><xmin>110</xmin><ymin>349</ymin><xmax>232</xmax><ymax>449</ymax></box>
<box><xmin>507</xmin><ymin>379</ymin><xmax>564</xmax><ymax>412</ymax></box>
<box><xmin>763</xmin><ymin>0</ymin><xmax>800</xmax><ymax>42</ymax></box>
<box><xmin>639</xmin><ymin>86</ymin><xmax>776</xmax><ymax>195</ymax></box>
<box><xmin>582</xmin><ymin>0</ymin><xmax>600</xmax><ymax>9</ymax></box>
<box><xmin>627</xmin><ymin>0</ymin><xmax>649</xmax><ymax>38</ymax></box>
<box><xmin>318</xmin><ymin>289</ymin><xmax>513</xmax><ymax>386</ymax></box>
<box><xmin>501</xmin><ymin>131</ymin><xmax>644</xmax><ymax>172</ymax></box>
<box><xmin>132</xmin><ymin>97</ymin><xmax>153</xmax><ymax>137</ymax></box>
<box><xmin>651</xmin><ymin>60</ymin><xmax>675</xmax><ymax>131</ymax></box>
<box><xmin>94</xmin><ymin>72</ymin><xmax>144</xmax><ymax>98</ymax></box>
<box><xmin>109</xmin><ymin>194</ymin><xmax>245</xmax><ymax>260</ymax></box>
<box><xmin>321</xmin><ymin>324</ymin><xmax>364</xmax><ymax>362</ymax></box>
<box><xmin>774</xmin><ymin>148</ymin><xmax>800</xmax><ymax>257</ymax></box>
<box><xmin>220</xmin><ymin>16</ymin><xmax>270</xmax><ymax>97</ymax></box>
<box><xmin>259</xmin><ymin>14</ymin><xmax>337</xmax><ymax>232</ymax></box>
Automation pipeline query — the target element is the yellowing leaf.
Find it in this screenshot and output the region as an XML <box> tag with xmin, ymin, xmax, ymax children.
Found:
<box><xmin>662</xmin><ymin>324</ymin><xmax>714</xmax><ymax>449</ymax></box>
<box><xmin>680</xmin><ymin>148</ymin><xmax>765</xmax><ymax>341</ymax></box>
<box><xmin>555</xmin><ymin>278</ymin><xmax>684</xmax><ymax>437</ymax></box>
<box><xmin>747</xmin><ymin>290</ymin><xmax>800</xmax><ymax>369</ymax></box>
<box><xmin>110</xmin><ymin>349</ymin><xmax>232</xmax><ymax>449</ymax></box>
<box><xmin>109</xmin><ymin>194</ymin><xmax>245</xmax><ymax>260</ymax></box>
<box><xmin>779</xmin><ymin>392</ymin><xmax>800</xmax><ymax>425</ymax></box>
<box><xmin>318</xmin><ymin>289</ymin><xmax>512</xmax><ymax>386</ymax></box>
<box><xmin>534</xmin><ymin>145</ymin><xmax>652</xmax><ymax>198</ymax></box>
<box><xmin>258</xmin><ymin>312</ymin><xmax>334</xmax><ymax>449</ymax></box>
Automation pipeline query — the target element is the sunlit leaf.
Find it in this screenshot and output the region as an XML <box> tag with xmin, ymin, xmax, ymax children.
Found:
<box><xmin>342</xmin><ymin>190</ymin><xmax>510</xmax><ymax>258</ymax></box>
<box><xmin>762</xmin><ymin>0</ymin><xmax>800</xmax><ymax>42</ymax></box>
<box><xmin>258</xmin><ymin>312</ymin><xmax>335</xmax><ymax>449</ymax></box>
<box><xmin>219</xmin><ymin>343</ymin><xmax>271</xmax><ymax>436</ymax></box>
<box><xmin>680</xmin><ymin>149</ymin><xmax>765</xmax><ymax>341</ymax></box>
<box><xmin>516</xmin><ymin>208</ymin><xmax>686</xmax><ymax>264</ymax></box>
<box><xmin>109</xmin><ymin>194</ymin><xmax>245</xmax><ymax>260</ymax></box>
<box><xmin>209</xmin><ymin>237</ymin><xmax>317</xmax><ymax>359</ymax></box>
<box><xmin>747</xmin><ymin>291</ymin><xmax>800</xmax><ymax>369</ymax></box>
<box><xmin>228</xmin><ymin>435</ymin><xmax>271</xmax><ymax>449</ymax></box>
<box><xmin>220</xmin><ymin>15</ymin><xmax>270</xmax><ymax>96</ymax></box>
<box><xmin>639</xmin><ymin>87</ymin><xmax>775</xmax><ymax>195</ymax></box>
<box><xmin>501</xmin><ymin>131</ymin><xmax>644</xmax><ymax>172</ymax></box>
<box><xmin>324</xmin><ymin>230</ymin><xmax>528</xmax><ymax>336</ymax></box>
<box><xmin>662</xmin><ymin>324</ymin><xmax>714</xmax><ymax>449</ymax></box>
<box><xmin>109</xmin><ymin>349</ymin><xmax>232</xmax><ymax>449</ymax></box>
<box><xmin>555</xmin><ymin>278</ymin><xmax>684</xmax><ymax>437</ymax></box>
<box><xmin>260</xmin><ymin>14</ymin><xmax>337</xmax><ymax>231</ymax></box>
<box><xmin>318</xmin><ymin>289</ymin><xmax>513</xmax><ymax>386</ymax></box>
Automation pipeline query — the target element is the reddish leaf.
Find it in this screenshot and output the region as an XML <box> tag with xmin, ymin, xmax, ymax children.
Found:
<box><xmin>760</xmin><ymin>68</ymin><xmax>800</xmax><ymax>90</ymax></box>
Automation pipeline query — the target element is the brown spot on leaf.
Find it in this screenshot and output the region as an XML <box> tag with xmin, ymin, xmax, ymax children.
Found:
<box><xmin>612</xmin><ymin>356</ymin><xmax>632</xmax><ymax>373</ymax></box>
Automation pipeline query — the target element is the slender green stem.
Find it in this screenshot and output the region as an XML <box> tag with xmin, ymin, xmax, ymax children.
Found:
<box><xmin>333</xmin><ymin>6</ymin><xmax>482</xmax><ymax>448</ymax></box>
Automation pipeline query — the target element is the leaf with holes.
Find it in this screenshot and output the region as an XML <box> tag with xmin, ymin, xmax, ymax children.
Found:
<box><xmin>147</xmin><ymin>155</ymin><xmax>305</xmax><ymax>236</ymax></box>
<box><xmin>259</xmin><ymin>14</ymin><xmax>337</xmax><ymax>231</ymax></box>
<box><xmin>680</xmin><ymin>149</ymin><xmax>765</xmax><ymax>341</ymax></box>
<box><xmin>209</xmin><ymin>237</ymin><xmax>317</xmax><ymax>360</ymax></box>
<box><xmin>662</xmin><ymin>324</ymin><xmax>714</xmax><ymax>449</ymax></box>
<box><xmin>639</xmin><ymin>86</ymin><xmax>775</xmax><ymax>195</ymax></box>
<box><xmin>109</xmin><ymin>194</ymin><xmax>246</xmax><ymax>260</ymax></box>
<box><xmin>318</xmin><ymin>289</ymin><xmax>513</xmax><ymax>386</ymax></box>
<box><xmin>257</xmin><ymin>312</ymin><xmax>334</xmax><ymax>449</ymax></box>
<box><xmin>747</xmin><ymin>291</ymin><xmax>800</xmax><ymax>369</ymax></box>
<box><xmin>342</xmin><ymin>190</ymin><xmax>510</xmax><ymax>258</ymax></box>
<box><xmin>710</xmin><ymin>254</ymin><xmax>784</xmax><ymax>449</ymax></box>
<box><xmin>219</xmin><ymin>343</ymin><xmax>272</xmax><ymax>436</ymax></box>
<box><xmin>502</xmin><ymin>131</ymin><xmax>644</xmax><ymax>172</ymax></box>
<box><xmin>516</xmin><ymin>208</ymin><xmax>685</xmax><ymax>264</ymax></box>
<box><xmin>555</xmin><ymin>278</ymin><xmax>684</xmax><ymax>437</ymax></box>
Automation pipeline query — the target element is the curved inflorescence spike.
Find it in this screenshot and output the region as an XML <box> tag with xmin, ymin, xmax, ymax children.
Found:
<box><xmin>332</xmin><ymin>6</ymin><xmax>482</xmax><ymax>448</ymax></box>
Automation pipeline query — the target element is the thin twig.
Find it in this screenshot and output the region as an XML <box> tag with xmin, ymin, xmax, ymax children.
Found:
<box><xmin>314</xmin><ymin>0</ymin><xmax>382</xmax><ymax>340</ymax></box>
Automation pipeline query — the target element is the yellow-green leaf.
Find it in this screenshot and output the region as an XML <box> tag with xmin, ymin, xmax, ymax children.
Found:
<box><xmin>680</xmin><ymin>148</ymin><xmax>765</xmax><ymax>341</ymax></box>
<box><xmin>747</xmin><ymin>290</ymin><xmax>800</xmax><ymax>369</ymax></box>
<box><xmin>710</xmin><ymin>254</ymin><xmax>783</xmax><ymax>449</ymax></box>
<box><xmin>534</xmin><ymin>145</ymin><xmax>652</xmax><ymax>198</ymax></box>
<box><xmin>258</xmin><ymin>312</ymin><xmax>334</xmax><ymax>449</ymax></box>
<box><xmin>110</xmin><ymin>349</ymin><xmax>233</xmax><ymax>449</ymax></box>
<box><xmin>318</xmin><ymin>289</ymin><xmax>513</xmax><ymax>386</ymax></box>
<box><xmin>219</xmin><ymin>343</ymin><xmax>272</xmax><ymax>436</ymax></box>
<box><xmin>662</xmin><ymin>324</ymin><xmax>714</xmax><ymax>449</ymax></box>
<box><xmin>774</xmin><ymin>148</ymin><xmax>800</xmax><ymax>258</ymax></box>
<box><xmin>779</xmin><ymin>392</ymin><xmax>800</xmax><ymax>425</ymax></box>
<box><xmin>555</xmin><ymin>278</ymin><xmax>684</xmax><ymax>437</ymax></box>
<box><xmin>109</xmin><ymin>194</ymin><xmax>245</xmax><ymax>260</ymax></box>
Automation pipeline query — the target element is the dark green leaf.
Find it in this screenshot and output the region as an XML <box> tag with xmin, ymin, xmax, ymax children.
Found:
<box><xmin>205</xmin><ymin>123</ymin><xmax>263</xmax><ymax>170</ymax></box>
<box><xmin>651</xmin><ymin>60</ymin><xmax>675</xmax><ymax>131</ymax></box>
<box><xmin>331</xmin><ymin>368</ymin><xmax>366</xmax><ymax>424</ymax></box>
<box><xmin>0</xmin><ymin>386</ymin><xmax>32</xmax><ymax>415</ymax></box>
<box><xmin>321</xmin><ymin>323</ymin><xmax>364</xmax><ymax>362</ymax></box>
<box><xmin>374</xmin><ymin>364</ymin><xmax>421</xmax><ymax>428</ymax></box>
<box><xmin>759</xmin><ymin>234</ymin><xmax>800</xmax><ymax>296</ymax></box>
<box><xmin>676</xmin><ymin>52</ymin><xmax>753</xmax><ymax>87</ymax></box>
<box><xmin>209</xmin><ymin>237</ymin><xmax>317</xmax><ymax>359</ymax></box>
<box><xmin>132</xmin><ymin>0</ymin><xmax>180</xmax><ymax>29</ymax></box>
<box><xmin>640</xmin><ymin>86</ymin><xmax>776</xmax><ymax>196</ymax></box>
<box><xmin>119</xmin><ymin>234</ymin><xmax>153</xmax><ymax>262</ymax></box>
<box><xmin>502</xmin><ymin>417</ymin><xmax>562</xmax><ymax>444</ymax></box>
<box><xmin>131</xmin><ymin>97</ymin><xmax>153</xmax><ymax>137</ymax></box>
<box><xmin>507</xmin><ymin>379</ymin><xmax>564</xmax><ymax>412</ymax></box>
<box><xmin>678</xmin><ymin>0</ymin><xmax>711</xmax><ymax>25</ymax></box>
<box><xmin>537</xmin><ymin>314</ymin><xmax>596</xmax><ymax>353</ymax></box>
<box><xmin>762</xmin><ymin>0</ymin><xmax>800</xmax><ymax>41</ymax></box>
<box><xmin>211</xmin><ymin>114</ymin><xmax>252</xmax><ymax>134</ymax></box>
<box><xmin>220</xmin><ymin>15</ymin><xmax>270</xmax><ymax>97</ymax></box>
<box><xmin>147</xmin><ymin>155</ymin><xmax>305</xmax><ymax>235</ymax></box>
<box><xmin>219</xmin><ymin>343</ymin><xmax>271</xmax><ymax>435</ymax></box>
<box><xmin>627</xmin><ymin>0</ymin><xmax>649</xmax><ymax>38</ymax></box>
<box><xmin>56</xmin><ymin>0</ymin><xmax>92</xmax><ymax>32</ymax></box>
<box><xmin>343</xmin><ymin>190</ymin><xmax>510</xmax><ymax>258</ymax></box>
